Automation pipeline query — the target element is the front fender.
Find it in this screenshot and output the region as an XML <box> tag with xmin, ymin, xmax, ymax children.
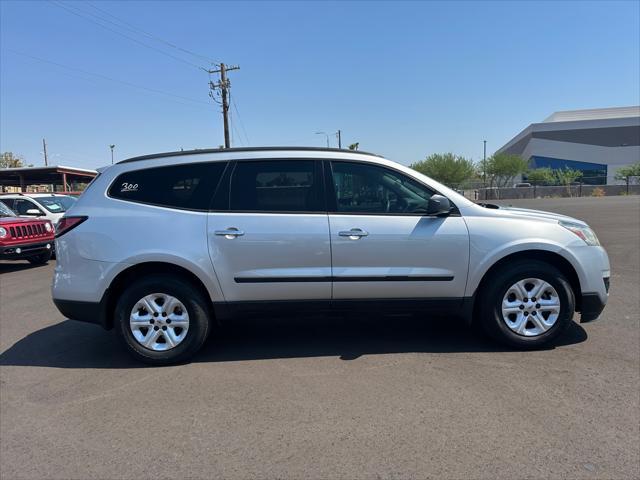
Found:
<box><xmin>465</xmin><ymin>238</ymin><xmax>585</xmax><ymax>298</ymax></box>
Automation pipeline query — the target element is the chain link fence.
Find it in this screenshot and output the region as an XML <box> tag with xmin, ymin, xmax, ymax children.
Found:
<box><xmin>449</xmin><ymin>176</ymin><xmax>640</xmax><ymax>201</ymax></box>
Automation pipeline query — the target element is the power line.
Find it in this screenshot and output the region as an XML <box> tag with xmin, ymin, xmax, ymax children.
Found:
<box><xmin>227</xmin><ymin>93</ymin><xmax>246</xmax><ymax>147</ymax></box>
<box><xmin>6</xmin><ymin>49</ymin><xmax>210</xmax><ymax>108</ymax></box>
<box><xmin>44</xmin><ymin>1</ymin><xmax>245</xmax><ymax>148</ymax></box>
<box><xmin>85</xmin><ymin>1</ymin><xmax>218</xmax><ymax>65</ymax></box>
<box><xmin>228</xmin><ymin>102</ymin><xmax>241</xmax><ymax>146</ymax></box>
<box><xmin>231</xmin><ymin>94</ymin><xmax>251</xmax><ymax>145</ymax></box>
<box><xmin>50</xmin><ymin>0</ymin><xmax>205</xmax><ymax>70</ymax></box>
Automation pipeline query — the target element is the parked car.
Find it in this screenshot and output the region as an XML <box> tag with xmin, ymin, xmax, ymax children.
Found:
<box><xmin>0</xmin><ymin>193</ymin><xmax>77</xmax><ymax>227</ymax></box>
<box><xmin>52</xmin><ymin>147</ymin><xmax>610</xmax><ymax>364</ymax></box>
<box><xmin>513</xmin><ymin>182</ymin><xmax>532</xmax><ymax>188</ymax></box>
<box><xmin>0</xmin><ymin>201</ymin><xmax>54</xmax><ymax>265</ymax></box>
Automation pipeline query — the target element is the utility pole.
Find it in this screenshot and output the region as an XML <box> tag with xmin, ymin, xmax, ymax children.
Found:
<box><xmin>207</xmin><ymin>63</ymin><xmax>240</xmax><ymax>148</ymax></box>
<box><xmin>336</xmin><ymin>130</ymin><xmax>342</xmax><ymax>149</ymax></box>
<box><xmin>110</xmin><ymin>144</ymin><xmax>115</xmax><ymax>164</ymax></box>
<box><xmin>42</xmin><ymin>138</ymin><xmax>49</xmax><ymax>166</ymax></box>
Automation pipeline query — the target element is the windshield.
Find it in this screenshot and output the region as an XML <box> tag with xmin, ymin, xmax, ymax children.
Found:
<box><xmin>36</xmin><ymin>196</ymin><xmax>76</xmax><ymax>213</ymax></box>
<box><xmin>0</xmin><ymin>201</ymin><xmax>17</xmax><ymax>217</ymax></box>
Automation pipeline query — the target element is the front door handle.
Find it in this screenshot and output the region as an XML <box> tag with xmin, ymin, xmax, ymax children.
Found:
<box><xmin>214</xmin><ymin>227</ymin><xmax>245</xmax><ymax>239</ymax></box>
<box><xmin>338</xmin><ymin>228</ymin><xmax>369</xmax><ymax>239</ymax></box>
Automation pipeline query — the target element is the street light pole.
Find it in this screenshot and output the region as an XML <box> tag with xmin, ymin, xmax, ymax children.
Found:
<box><xmin>315</xmin><ymin>132</ymin><xmax>330</xmax><ymax>148</ymax></box>
<box><xmin>483</xmin><ymin>140</ymin><xmax>487</xmax><ymax>184</ymax></box>
<box><xmin>110</xmin><ymin>144</ymin><xmax>115</xmax><ymax>165</ymax></box>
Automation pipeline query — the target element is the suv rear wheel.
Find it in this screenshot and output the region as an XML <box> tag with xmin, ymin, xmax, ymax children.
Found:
<box><xmin>478</xmin><ymin>260</ymin><xmax>575</xmax><ymax>349</ymax></box>
<box><xmin>114</xmin><ymin>275</ymin><xmax>212</xmax><ymax>365</ymax></box>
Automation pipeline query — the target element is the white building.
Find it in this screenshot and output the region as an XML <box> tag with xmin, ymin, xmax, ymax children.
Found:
<box><xmin>497</xmin><ymin>106</ymin><xmax>640</xmax><ymax>184</ymax></box>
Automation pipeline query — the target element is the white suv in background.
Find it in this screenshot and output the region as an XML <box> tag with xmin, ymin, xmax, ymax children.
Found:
<box><xmin>0</xmin><ymin>193</ymin><xmax>77</xmax><ymax>226</ymax></box>
<box><xmin>52</xmin><ymin>147</ymin><xmax>610</xmax><ymax>365</ymax></box>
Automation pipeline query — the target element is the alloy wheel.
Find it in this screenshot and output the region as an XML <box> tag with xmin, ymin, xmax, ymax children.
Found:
<box><xmin>501</xmin><ymin>278</ymin><xmax>561</xmax><ymax>337</ymax></box>
<box><xmin>129</xmin><ymin>293</ymin><xmax>190</xmax><ymax>351</ymax></box>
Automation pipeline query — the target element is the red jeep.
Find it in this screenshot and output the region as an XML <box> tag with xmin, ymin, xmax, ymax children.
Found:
<box><xmin>0</xmin><ymin>201</ymin><xmax>54</xmax><ymax>265</ymax></box>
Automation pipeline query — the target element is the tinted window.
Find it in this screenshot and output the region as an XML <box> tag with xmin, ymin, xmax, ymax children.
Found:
<box><xmin>0</xmin><ymin>201</ymin><xmax>16</xmax><ymax>217</ymax></box>
<box><xmin>109</xmin><ymin>162</ymin><xmax>227</xmax><ymax>210</ymax></box>
<box><xmin>230</xmin><ymin>160</ymin><xmax>321</xmax><ymax>212</ymax></box>
<box><xmin>0</xmin><ymin>199</ymin><xmax>15</xmax><ymax>211</ymax></box>
<box><xmin>13</xmin><ymin>199</ymin><xmax>41</xmax><ymax>215</ymax></box>
<box><xmin>331</xmin><ymin>162</ymin><xmax>434</xmax><ymax>214</ymax></box>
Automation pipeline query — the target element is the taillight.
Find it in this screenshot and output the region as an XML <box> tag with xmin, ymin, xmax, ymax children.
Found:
<box><xmin>55</xmin><ymin>216</ymin><xmax>88</xmax><ymax>237</ymax></box>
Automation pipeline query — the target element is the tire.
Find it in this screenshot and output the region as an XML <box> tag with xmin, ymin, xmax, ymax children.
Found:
<box><xmin>114</xmin><ymin>274</ymin><xmax>212</xmax><ymax>365</ymax></box>
<box><xmin>27</xmin><ymin>250</ymin><xmax>52</xmax><ymax>265</ymax></box>
<box><xmin>477</xmin><ymin>260</ymin><xmax>575</xmax><ymax>349</ymax></box>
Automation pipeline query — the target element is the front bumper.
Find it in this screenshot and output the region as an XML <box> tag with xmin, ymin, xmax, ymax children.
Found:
<box><xmin>0</xmin><ymin>241</ymin><xmax>53</xmax><ymax>260</ymax></box>
<box><xmin>580</xmin><ymin>276</ymin><xmax>609</xmax><ymax>323</ymax></box>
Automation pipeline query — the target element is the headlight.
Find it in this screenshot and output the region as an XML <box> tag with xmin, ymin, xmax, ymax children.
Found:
<box><xmin>560</xmin><ymin>221</ymin><xmax>600</xmax><ymax>246</ymax></box>
<box><xmin>0</xmin><ymin>227</ymin><xmax>7</xmax><ymax>238</ymax></box>
<box><xmin>44</xmin><ymin>222</ymin><xmax>52</xmax><ymax>232</ymax></box>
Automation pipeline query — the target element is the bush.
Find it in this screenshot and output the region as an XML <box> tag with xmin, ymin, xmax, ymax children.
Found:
<box><xmin>525</xmin><ymin>167</ymin><xmax>554</xmax><ymax>185</ymax></box>
<box><xmin>591</xmin><ymin>187</ymin><xmax>605</xmax><ymax>197</ymax></box>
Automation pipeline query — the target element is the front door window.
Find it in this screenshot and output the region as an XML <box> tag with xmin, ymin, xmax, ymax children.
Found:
<box><xmin>331</xmin><ymin>162</ymin><xmax>434</xmax><ymax>214</ymax></box>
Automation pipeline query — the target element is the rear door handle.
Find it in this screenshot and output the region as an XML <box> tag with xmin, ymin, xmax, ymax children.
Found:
<box><xmin>338</xmin><ymin>228</ymin><xmax>369</xmax><ymax>239</ymax></box>
<box><xmin>214</xmin><ymin>228</ymin><xmax>245</xmax><ymax>239</ymax></box>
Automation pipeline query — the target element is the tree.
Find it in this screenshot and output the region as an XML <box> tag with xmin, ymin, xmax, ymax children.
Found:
<box><xmin>525</xmin><ymin>167</ymin><xmax>555</xmax><ymax>185</ymax></box>
<box><xmin>614</xmin><ymin>162</ymin><xmax>640</xmax><ymax>184</ymax></box>
<box><xmin>481</xmin><ymin>153</ymin><xmax>529</xmax><ymax>187</ymax></box>
<box><xmin>554</xmin><ymin>167</ymin><xmax>582</xmax><ymax>185</ymax></box>
<box><xmin>410</xmin><ymin>153</ymin><xmax>476</xmax><ymax>188</ymax></box>
<box><xmin>0</xmin><ymin>152</ymin><xmax>30</xmax><ymax>168</ymax></box>
<box><xmin>554</xmin><ymin>167</ymin><xmax>582</xmax><ymax>196</ymax></box>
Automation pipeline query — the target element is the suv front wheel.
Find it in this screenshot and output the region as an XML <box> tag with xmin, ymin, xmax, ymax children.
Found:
<box><xmin>114</xmin><ymin>275</ymin><xmax>212</xmax><ymax>365</ymax></box>
<box><xmin>478</xmin><ymin>260</ymin><xmax>575</xmax><ymax>349</ymax></box>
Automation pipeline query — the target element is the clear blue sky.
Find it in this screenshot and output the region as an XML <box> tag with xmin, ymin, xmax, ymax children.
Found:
<box><xmin>1</xmin><ymin>0</ymin><xmax>639</xmax><ymax>169</ymax></box>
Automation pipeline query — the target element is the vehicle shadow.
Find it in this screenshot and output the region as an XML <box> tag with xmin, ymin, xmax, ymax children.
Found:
<box><xmin>0</xmin><ymin>313</ymin><xmax>588</xmax><ymax>369</ymax></box>
<box><xmin>0</xmin><ymin>261</ymin><xmax>46</xmax><ymax>274</ymax></box>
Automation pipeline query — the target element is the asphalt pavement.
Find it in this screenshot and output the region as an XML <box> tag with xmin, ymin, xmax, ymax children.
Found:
<box><xmin>1</xmin><ymin>196</ymin><xmax>638</xmax><ymax>479</ymax></box>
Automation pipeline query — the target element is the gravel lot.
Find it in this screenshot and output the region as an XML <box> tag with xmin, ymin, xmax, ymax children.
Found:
<box><xmin>1</xmin><ymin>196</ymin><xmax>639</xmax><ymax>480</ymax></box>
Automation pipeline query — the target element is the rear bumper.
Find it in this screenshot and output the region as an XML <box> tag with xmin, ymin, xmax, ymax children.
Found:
<box><xmin>0</xmin><ymin>241</ymin><xmax>53</xmax><ymax>260</ymax></box>
<box><xmin>53</xmin><ymin>298</ymin><xmax>110</xmax><ymax>329</ymax></box>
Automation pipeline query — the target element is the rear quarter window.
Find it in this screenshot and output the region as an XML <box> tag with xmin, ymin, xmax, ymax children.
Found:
<box><xmin>108</xmin><ymin>162</ymin><xmax>227</xmax><ymax>211</ymax></box>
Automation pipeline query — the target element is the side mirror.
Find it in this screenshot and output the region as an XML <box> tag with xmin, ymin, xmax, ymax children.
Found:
<box><xmin>25</xmin><ymin>208</ymin><xmax>44</xmax><ymax>216</ymax></box>
<box><xmin>426</xmin><ymin>194</ymin><xmax>451</xmax><ymax>216</ymax></box>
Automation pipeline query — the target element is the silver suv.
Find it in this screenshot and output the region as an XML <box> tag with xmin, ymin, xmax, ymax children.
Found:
<box><xmin>52</xmin><ymin>147</ymin><xmax>610</xmax><ymax>364</ymax></box>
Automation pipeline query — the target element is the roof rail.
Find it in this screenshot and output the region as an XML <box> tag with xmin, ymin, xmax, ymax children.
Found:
<box><xmin>118</xmin><ymin>146</ymin><xmax>382</xmax><ymax>164</ymax></box>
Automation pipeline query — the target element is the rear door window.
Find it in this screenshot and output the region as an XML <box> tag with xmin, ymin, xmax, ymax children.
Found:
<box><xmin>109</xmin><ymin>162</ymin><xmax>227</xmax><ymax>211</ymax></box>
<box><xmin>229</xmin><ymin>160</ymin><xmax>322</xmax><ymax>212</ymax></box>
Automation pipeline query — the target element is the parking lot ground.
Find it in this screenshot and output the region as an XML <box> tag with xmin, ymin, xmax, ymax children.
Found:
<box><xmin>1</xmin><ymin>196</ymin><xmax>639</xmax><ymax>480</ymax></box>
